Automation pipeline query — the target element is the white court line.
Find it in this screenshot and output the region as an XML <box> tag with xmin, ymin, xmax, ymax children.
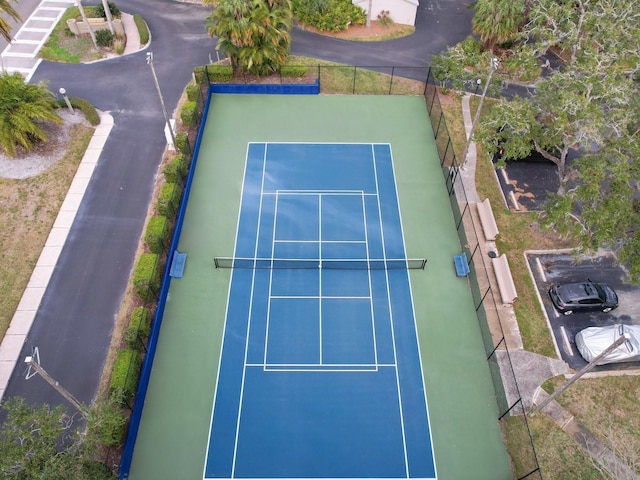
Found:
<box><xmin>318</xmin><ymin>192</ymin><xmax>323</xmax><ymax>365</ymax></box>
<box><xmin>230</xmin><ymin>144</ymin><xmax>270</xmax><ymax>477</ymax></box>
<box><xmin>371</xmin><ymin>144</ymin><xmax>410</xmax><ymax>477</ymax></box>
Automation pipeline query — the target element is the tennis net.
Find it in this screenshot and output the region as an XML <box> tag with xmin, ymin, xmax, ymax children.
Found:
<box><xmin>213</xmin><ymin>257</ymin><xmax>427</xmax><ymax>270</ymax></box>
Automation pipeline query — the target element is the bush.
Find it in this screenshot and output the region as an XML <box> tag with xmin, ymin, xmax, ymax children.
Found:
<box><xmin>180</xmin><ymin>101</ymin><xmax>198</xmax><ymax>127</ymax></box>
<box><xmin>185</xmin><ymin>82</ymin><xmax>199</xmax><ymax>102</ymax></box>
<box><xmin>157</xmin><ymin>182</ymin><xmax>180</xmax><ymax>217</ymax></box>
<box><xmin>87</xmin><ymin>390</ymin><xmax>127</xmax><ymax>447</ymax></box>
<box><xmin>94</xmin><ymin>1</ymin><xmax>121</xmax><ymax>19</ymax></box>
<box><xmin>281</xmin><ymin>65</ymin><xmax>308</xmax><ymax>77</ymax></box>
<box><xmin>114</xmin><ymin>37</ymin><xmax>125</xmax><ymax>54</ymax></box>
<box><xmin>95</xmin><ymin>29</ymin><xmax>114</xmax><ymax>48</ymax></box>
<box><xmin>133</xmin><ymin>14</ymin><xmax>149</xmax><ymax>45</ymax></box>
<box><xmin>193</xmin><ymin>66</ymin><xmax>206</xmax><ymax>85</ymax></box>
<box><xmin>175</xmin><ymin>131</ymin><xmax>190</xmax><ymax>155</ymax></box>
<box><xmin>124</xmin><ymin>307</ymin><xmax>152</xmax><ymax>349</ymax></box>
<box><xmin>144</xmin><ymin>215</ymin><xmax>169</xmax><ymax>254</ymax></box>
<box><xmin>293</xmin><ymin>0</ymin><xmax>366</xmax><ymax>32</ymax></box>
<box><xmin>206</xmin><ymin>64</ymin><xmax>233</xmax><ymax>83</ymax></box>
<box><xmin>109</xmin><ymin>349</ymin><xmax>141</xmax><ymax>402</ymax></box>
<box><xmin>164</xmin><ymin>153</ymin><xmax>188</xmax><ymax>184</ymax></box>
<box><xmin>57</xmin><ymin>97</ymin><xmax>100</xmax><ymax>125</ymax></box>
<box><xmin>133</xmin><ymin>253</ymin><xmax>161</xmax><ymax>302</ymax></box>
<box><xmin>377</xmin><ymin>10</ymin><xmax>393</xmax><ymax>27</ymax></box>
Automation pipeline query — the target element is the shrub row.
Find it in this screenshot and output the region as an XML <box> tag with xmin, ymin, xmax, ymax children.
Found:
<box><xmin>109</xmin><ymin>349</ymin><xmax>142</xmax><ymax>402</ymax></box>
<box><xmin>121</xmin><ymin>80</ymin><xmax>198</xmax><ymax>423</ymax></box>
<box><xmin>144</xmin><ymin>216</ymin><xmax>169</xmax><ymax>253</ymax></box>
<box><xmin>124</xmin><ymin>306</ymin><xmax>152</xmax><ymax>350</ymax></box>
<box><xmin>181</xmin><ymin>101</ymin><xmax>198</xmax><ymax>127</ymax></box>
<box><xmin>134</xmin><ymin>14</ymin><xmax>150</xmax><ymax>45</ymax></box>
<box><xmin>133</xmin><ymin>253</ymin><xmax>161</xmax><ymax>302</ymax></box>
<box><xmin>281</xmin><ymin>65</ymin><xmax>308</xmax><ymax>77</ymax></box>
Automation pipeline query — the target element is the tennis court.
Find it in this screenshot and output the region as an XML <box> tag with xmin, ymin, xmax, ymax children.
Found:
<box><xmin>205</xmin><ymin>142</ymin><xmax>434</xmax><ymax>478</ymax></box>
<box><xmin>126</xmin><ymin>94</ymin><xmax>512</xmax><ymax>480</ymax></box>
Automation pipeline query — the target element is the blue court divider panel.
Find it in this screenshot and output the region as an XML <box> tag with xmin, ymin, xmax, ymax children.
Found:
<box><xmin>210</xmin><ymin>79</ymin><xmax>319</xmax><ymax>95</ymax></box>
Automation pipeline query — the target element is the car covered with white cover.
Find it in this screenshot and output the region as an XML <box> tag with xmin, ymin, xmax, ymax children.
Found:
<box><xmin>575</xmin><ymin>324</ymin><xmax>640</xmax><ymax>365</ymax></box>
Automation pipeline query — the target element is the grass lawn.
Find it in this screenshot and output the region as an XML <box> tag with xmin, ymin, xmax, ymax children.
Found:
<box><xmin>0</xmin><ymin>123</ymin><xmax>94</xmax><ymax>338</ymax></box>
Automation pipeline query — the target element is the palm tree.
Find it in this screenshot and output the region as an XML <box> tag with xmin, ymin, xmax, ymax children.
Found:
<box><xmin>206</xmin><ymin>0</ymin><xmax>292</xmax><ymax>76</ymax></box>
<box><xmin>0</xmin><ymin>0</ymin><xmax>21</xmax><ymax>42</ymax></box>
<box><xmin>472</xmin><ymin>0</ymin><xmax>524</xmax><ymax>52</ymax></box>
<box><xmin>0</xmin><ymin>72</ymin><xmax>63</xmax><ymax>157</ymax></box>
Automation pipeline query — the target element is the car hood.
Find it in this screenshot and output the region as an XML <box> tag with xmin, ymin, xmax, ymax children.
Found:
<box><xmin>575</xmin><ymin>324</ymin><xmax>640</xmax><ymax>365</ymax></box>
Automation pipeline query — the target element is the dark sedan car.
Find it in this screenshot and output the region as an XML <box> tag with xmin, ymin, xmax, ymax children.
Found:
<box><xmin>548</xmin><ymin>281</ymin><xmax>618</xmax><ymax>315</ymax></box>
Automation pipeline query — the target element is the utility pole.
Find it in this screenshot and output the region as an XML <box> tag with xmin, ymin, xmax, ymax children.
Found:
<box><xmin>101</xmin><ymin>0</ymin><xmax>115</xmax><ymax>34</ymax></box>
<box><xmin>76</xmin><ymin>0</ymin><xmax>97</xmax><ymax>49</ymax></box>
<box><xmin>530</xmin><ymin>331</ymin><xmax>630</xmax><ymax>415</ymax></box>
<box><xmin>25</xmin><ymin>348</ymin><xmax>86</xmax><ymax>416</ymax></box>
<box><xmin>147</xmin><ymin>52</ymin><xmax>177</xmax><ymax>148</ymax></box>
<box><xmin>460</xmin><ymin>57</ymin><xmax>499</xmax><ymax>170</ymax></box>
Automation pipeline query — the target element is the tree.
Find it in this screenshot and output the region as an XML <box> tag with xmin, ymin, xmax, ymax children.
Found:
<box><xmin>430</xmin><ymin>36</ymin><xmax>502</xmax><ymax>95</ymax></box>
<box><xmin>0</xmin><ymin>397</ymin><xmax>116</xmax><ymax>479</ymax></box>
<box><xmin>205</xmin><ymin>0</ymin><xmax>293</xmax><ymax>76</ymax></box>
<box><xmin>476</xmin><ymin>0</ymin><xmax>640</xmax><ymax>280</ymax></box>
<box><xmin>472</xmin><ymin>0</ymin><xmax>525</xmax><ymax>52</ymax></box>
<box><xmin>0</xmin><ymin>72</ymin><xmax>63</xmax><ymax>157</ymax></box>
<box><xmin>0</xmin><ymin>0</ymin><xmax>21</xmax><ymax>42</ymax></box>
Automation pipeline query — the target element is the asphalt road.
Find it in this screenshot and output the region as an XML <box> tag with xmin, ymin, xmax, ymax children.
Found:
<box><xmin>1</xmin><ymin>0</ymin><xmax>473</xmax><ymax>417</ymax></box>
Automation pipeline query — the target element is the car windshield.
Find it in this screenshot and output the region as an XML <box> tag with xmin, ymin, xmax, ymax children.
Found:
<box><xmin>590</xmin><ymin>283</ymin><xmax>607</xmax><ymax>301</ymax></box>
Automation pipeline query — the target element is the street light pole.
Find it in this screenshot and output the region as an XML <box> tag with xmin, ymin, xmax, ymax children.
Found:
<box><xmin>529</xmin><ymin>332</ymin><xmax>631</xmax><ymax>416</ymax></box>
<box><xmin>24</xmin><ymin>349</ymin><xmax>86</xmax><ymax>416</ymax></box>
<box><xmin>146</xmin><ymin>52</ymin><xmax>177</xmax><ymax>149</ymax></box>
<box><xmin>59</xmin><ymin>87</ymin><xmax>75</xmax><ymax>115</ymax></box>
<box><xmin>460</xmin><ymin>58</ymin><xmax>499</xmax><ymax>170</ymax></box>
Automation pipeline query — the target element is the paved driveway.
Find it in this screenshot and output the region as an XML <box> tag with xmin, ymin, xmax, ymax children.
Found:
<box><xmin>527</xmin><ymin>252</ymin><xmax>640</xmax><ymax>371</ymax></box>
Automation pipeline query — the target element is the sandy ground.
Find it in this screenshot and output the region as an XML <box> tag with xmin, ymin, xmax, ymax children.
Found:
<box><xmin>0</xmin><ymin>110</ymin><xmax>90</xmax><ymax>179</ymax></box>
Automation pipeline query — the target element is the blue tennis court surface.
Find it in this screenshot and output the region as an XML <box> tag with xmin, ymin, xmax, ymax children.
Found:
<box><xmin>205</xmin><ymin>143</ymin><xmax>436</xmax><ymax>479</ymax></box>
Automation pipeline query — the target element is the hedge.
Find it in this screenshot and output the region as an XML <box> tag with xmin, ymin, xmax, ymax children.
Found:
<box><xmin>134</xmin><ymin>14</ymin><xmax>149</xmax><ymax>45</ymax></box>
<box><xmin>144</xmin><ymin>215</ymin><xmax>169</xmax><ymax>254</ymax></box>
<box><xmin>175</xmin><ymin>131</ymin><xmax>190</xmax><ymax>156</ymax></box>
<box><xmin>57</xmin><ymin>97</ymin><xmax>100</xmax><ymax>125</ymax></box>
<box><xmin>157</xmin><ymin>182</ymin><xmax>180</xmax><ymax>217</ymax></box>
<box><xmin>193</xmin><ymin>66</ymin><xmax>206</xmax><ymax>85</ymax></box>
<box><xmin>133</xmin><ymin>253</ymin><xmax>160</xmax><ymax>302</ymax></box>
<box><xmin>186</xmin><ymin>82</ymin><xmax>199</xmax><ymax>102</ymax></box>
<box><xmin>206</xmin><ymin>64</ymin><xmax>233</xmax><ymax>82</ymax></box>
<box><xmin>164</xmin><ymin>153</ymin><xmax>188</xmax><ymax>184</ymax></box>
<box><xmin>124</xmin><ymin>306</ymin><xmax>152</xmax><ymax>350</ymax></box>
<box><xmin>180</xmin><ymin>101</ymin><xmax>198</xmax><ymax>127</ymax></box>
<box><xmin>281</xmin><ymin>65</ymin><xmax>308</xmax><ymax>77</ymax></box>
<box><xmin>109</xmin><ymin>349</ymin><xmax>142</xmax><ymax>401</ymax></box>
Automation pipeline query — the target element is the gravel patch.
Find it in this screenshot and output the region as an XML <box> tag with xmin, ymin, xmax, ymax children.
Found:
<box><xmin>0</xmin><ymin>110</ymin><xmax>90</xmax><ymax>180</ymax></box>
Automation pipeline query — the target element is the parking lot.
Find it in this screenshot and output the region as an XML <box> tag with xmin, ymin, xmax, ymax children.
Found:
<box><xmin>526</xmin><ymin>252</ymin><xmax>640</xmax><ymax>371</ymax></box>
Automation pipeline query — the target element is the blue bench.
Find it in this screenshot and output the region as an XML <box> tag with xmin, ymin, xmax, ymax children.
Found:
<box><xmin>454</xmin><ymin>252</ymin><xmax>470</xmax><ymax>277</ymax></box>
<box><xmin>169</xmin><ymin>251</ymin><xmax>187</xmax><ymax>278</ymax></box>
